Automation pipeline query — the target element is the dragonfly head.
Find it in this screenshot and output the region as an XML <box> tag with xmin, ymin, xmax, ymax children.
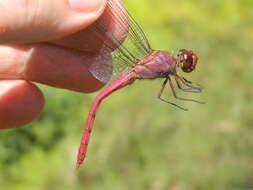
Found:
<box><xmin>177</xmin><ymin>49</ymin><xmax>198</xmax><ymax>73</ymax></box>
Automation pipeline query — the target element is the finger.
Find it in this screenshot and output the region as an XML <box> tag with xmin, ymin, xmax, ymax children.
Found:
<box><xmin>52</xmin><ymin>0</ymin><xmax>128</xmax><ymax>52</ymax></box>
<box><xmin>0</xmin><ymin>0</ymin><xmax>107</xmax><ymax>43</ymax></box>
<box><xmin>0</xmin><ymin>80</ymin><xmax>44</xmax><ymax>129</ymax></box>
<box><xmin>0</xmin><ymin>44</ymin><xmax>112</xmax><ymax>92</ymax></box>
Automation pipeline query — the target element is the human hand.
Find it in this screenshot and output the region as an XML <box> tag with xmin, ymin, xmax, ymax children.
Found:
<box><xmin>0</xmin><ymin>0</ymin><xmax>126</xmax><ymax>129</ymax></box>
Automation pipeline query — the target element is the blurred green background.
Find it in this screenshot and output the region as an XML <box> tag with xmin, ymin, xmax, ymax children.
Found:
<box><xmin>1</xmin><ymin>0</ymin><xmax>253</xmax><ymax>189</ymax></box>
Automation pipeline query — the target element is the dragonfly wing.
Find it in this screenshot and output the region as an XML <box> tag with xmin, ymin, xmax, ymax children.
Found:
<box><xmin>88</xmin><ymin>0</ymin><xmax>153</xmax><ymax>82</ymax></box>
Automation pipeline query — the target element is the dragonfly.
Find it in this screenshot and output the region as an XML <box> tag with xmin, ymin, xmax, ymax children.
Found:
<box><xmin>76</xmin><ymin>0</ymin><xmax>204</xmax><ymax>168</ymax></box>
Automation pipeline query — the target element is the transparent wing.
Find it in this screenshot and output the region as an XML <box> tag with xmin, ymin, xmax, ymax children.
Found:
<box><xmin>88</xmin><ymin>0</ymin><xmax>152</xmax><ymax>82</ymax></box>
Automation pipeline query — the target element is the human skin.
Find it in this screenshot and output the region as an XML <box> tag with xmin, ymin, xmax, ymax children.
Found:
<box><xmin>0</xmin><ymin>0</ymin><xmax>127</xmax><ymax>129</ymax></box>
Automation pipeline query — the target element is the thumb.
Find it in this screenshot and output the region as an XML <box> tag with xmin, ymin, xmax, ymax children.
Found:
<box><xmin>0</xmin><ymin>0</ymin><xmax>107</xmax><ymax>43</ymax></box>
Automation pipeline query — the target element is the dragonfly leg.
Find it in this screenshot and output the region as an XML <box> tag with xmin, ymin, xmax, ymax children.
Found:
<box><xmin>170</xmin><ymin>76</ymin><xmax>205</xmax><ymax>104</ymax></box>
<box><xmin>175</xmin><ymin>76</ymin><xmax>202</xmax><ymax>93</ymax></box>
<box><xmin>183</xmin><ymin>77</ymin><xmax>202</xmax><ymax>87</ymax></box>
<box><xmin>183</xmin><ymin>77</ymin><xmax>203</xmax><ymax>90</ymax></box>
<box><xmin>157</xmin><ymin>78</ymin><xmax>188</xmax><ymax>111</ymax></box>
<box><xmin>175</xmin><ymin>75</ymin><xmax>203</xmax><ymax>91</ymax></box>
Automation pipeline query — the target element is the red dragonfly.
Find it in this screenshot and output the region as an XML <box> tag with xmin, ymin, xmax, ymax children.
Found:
<box><xmin>76</xmin><ymin>0</ymin><xmax>204</xmax><ymax>168</ymax></box>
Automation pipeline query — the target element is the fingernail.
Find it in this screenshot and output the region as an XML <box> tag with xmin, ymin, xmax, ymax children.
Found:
<box><xmin>69</xmin><ymin>0</ymin><xmax>106</xmax><ymax>13</ymax></box>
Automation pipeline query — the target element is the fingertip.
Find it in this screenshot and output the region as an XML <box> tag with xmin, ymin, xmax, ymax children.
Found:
<box><xmin>0</xmin><ymin>80</ymin><xmax>44</xmax><ymax>129</ymax></box>
<box><xmin>52</xmin><ymin>0</ymin><xmax>128</xmax><ymax>52</ymax></box>
<box><xmin>61</xmin><ymin>0</ymin><xmax>108</xmax><ymax>35</ymax></box>
<box><xmin>69</xmin><ymin>0</ymin><xmax>107</xmax><ymax>13</ymax></box>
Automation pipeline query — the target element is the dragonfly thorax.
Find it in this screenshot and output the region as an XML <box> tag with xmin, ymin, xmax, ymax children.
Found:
<box><xmin>133</xmin><ymin>50</ymin><xmax>178</xmax><ymax>79</ymax></box>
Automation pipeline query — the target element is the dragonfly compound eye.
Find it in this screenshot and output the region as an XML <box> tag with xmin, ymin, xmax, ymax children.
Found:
<box><xmin>178</xmin><ymin>49</ymin><xmax>198</xmax><ymax>73</ymax></box>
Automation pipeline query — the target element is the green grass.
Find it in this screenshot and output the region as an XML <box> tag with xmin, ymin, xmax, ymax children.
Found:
<box><xmin>1</xmin><ymin>0</ymin><xmax>253</xmax><ymax>189</ymax></box>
